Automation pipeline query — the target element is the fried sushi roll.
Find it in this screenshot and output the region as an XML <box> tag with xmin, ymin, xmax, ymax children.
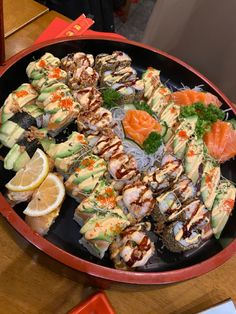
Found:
<box><xmin>143</xmin><ymin>154</ymin><xmax>183</xmax><ymax>194</ymax></box>
<box><xmin>79</xmin><ymin>208</ymin><xmax>130</xmax><ymax>259</ymax></box>
<box><xmin>65</xmin><ymin>155</ymin><xmax>107</xmax><ymax>202</ymax></box>
<box><xmin>1</xmin><ymin>83</ymin><xmax>38</xmax><ymax>123</ymax></box>
<box><xmin>111</xmin><ymin>79</ymin><xmax>144</xmax><ymax>104</ymax></box>
<box><xmin>121</xmin><ymin>181</ymin><xmax>155</xmax><ymax>223</ymax></box>
<box><xmin>162</xmin><ymin>201</ymin><xmax>210</xmax><ymax>252</ymax></box>
<box><xmin>68</xmin><ymin>66</ymin><xmax>99</xmax><ymax>90</ymax></box>
<box><xmin>110</xmin><ymin>222</ymin><xmax>155</xmax><ymax>270</ymax></box>
<box><xmin>101</xmin><ymin>66</ymin><xmax>137</xmax><ymax>88</ymax></box>
<box><xmin>172</xmin><ymin>175</ymin><xmax>197</xmax><ymax>203</ymax></box>
<box><xmin>61</xmin><ymin>52</ymin><xmax>94</xmax><ymax>74</ymax></box>
<box><xmin>5</xmin><ymin>190</ymin><xmax>34</xmax><ymax>207</ymax></box>
<box><xmin>95</xmin><ymin>51</ymin><xmax>131</xmax><ymax>75</ymax></box>
<box><xmin>77</xmin><ymin>106</ymin><xmax>113</xmax><ymax>135</ymax></box>
<box><xmin>73</xmin><ymin>87</ymin><xmax>103</xmax><ymax>112</ymax></box>
<box><xmin>74</xmin><ymin>179</ymin><xmax>117</xmax><ymax>225</ymax></box>
<box><xmin>92</xmin><ymin>130</ymin><xmax>124</xmax><ymax>161</ymax></box>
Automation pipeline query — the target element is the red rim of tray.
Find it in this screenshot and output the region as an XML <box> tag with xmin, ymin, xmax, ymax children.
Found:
<box><xmin>0</xmin><ymin>35</ymin><xmax>236</xmax><ymax>285</ymax></box>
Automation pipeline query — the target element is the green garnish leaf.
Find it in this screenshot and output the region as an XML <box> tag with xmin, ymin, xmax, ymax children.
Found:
<box><xmin>134</xmin><ymin>101</ymin><xmax>155</xmax><ymax>117</ymax></box>
<box><xmin>101</xmin><ymin>88</ymin><xmax>121</xmax><ymax>109</ymax></box>
<box><xmin>180</xmin><ymin>102</ymin><xmax>225</xmax><ymax>138</ymax></box>
<box><xmin>143</xmin><ymin>132</ymin><xmax>162</xmax><ymax>154</ymax></box>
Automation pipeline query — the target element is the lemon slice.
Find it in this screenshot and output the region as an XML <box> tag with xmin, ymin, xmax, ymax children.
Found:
<box><xmin>6</xmin><ymin>149</ymin><xmax>49</xmax><ymax>192</ymax></box>
<box><xmin>6</xmin><ymin>148</ymin><xmax>49</xmax><ymax>192</ymax></box>
<box><xmin>23</xmin><ymin>173</ymin><xmax>65</xmax><ymax>217</ymax></box>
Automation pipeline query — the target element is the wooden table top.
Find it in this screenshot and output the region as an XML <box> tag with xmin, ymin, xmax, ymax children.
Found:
<box><xmin>2</xmin><ymin>11</ymin><xmax>236</xmax><ymax>314</ymax></box>
<box><xmin>4</xmin><ymin>0</ymin><xmax>49</xmax><ymax>38</ymax></box>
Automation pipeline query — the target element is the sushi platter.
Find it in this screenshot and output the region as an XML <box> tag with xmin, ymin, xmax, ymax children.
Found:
<box><xmin>0</xmin><ymin>37</ymin><xmax>236</xmax><ymax>284</ymax></box>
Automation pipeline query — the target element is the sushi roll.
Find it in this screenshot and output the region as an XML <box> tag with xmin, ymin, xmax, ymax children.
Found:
<box><xmin>95</xmin><ymin>51</ymin><xmax>131</xmax><ymax>75</ymax></box>
<box><xmin>68</xmin><ymin>66</ymin><xmax>99</xmax><ymax>90</ymax></box>
<box><xmin>172</xmin><ymin>175</ymin><xmax>197</xmax><ymax>203</ymax></box>
<box><xmin>101</xmin><ymin>66</ymin><xmax>137</xmax><ymax>88</ymax></box>
<box><xmin>200</xmin><ymin>160</ymin><xmax>220</xmax><ymax>210</ymax></box>
<box><xmin>65</xmin><ymin>155</ymin><xmax>107</xmax><ymax>202</ymax></box>
<box><xmin>77</xmin><ymin>106</ymin><xmax>113</xmax><ymax>135</ymax></box>
<box><xmin>153</xmin><ymin>191</ymin><xmax>182</xmax><ymax>233</ymax></box>
<box><xmin>31</xmin><ymin>67</ymin><xmax>67</xmax><ymax>92</ymax></box>
<box><xmin>5</xmin><ymin>190</ymin><xmax>34</xmax><ymax>207</ymax></box>
<box><xmin>1</xmin><ymin>83</ymin><xmax>38</xmax><ymax>123</ymax></box>
<box><xmin>142</xmin><ymin>67</ymin><xmax>161</xmax><ymax>99</ymax></box>
<box><xmin>162</xmin><ymin>200</ymin><xmax>210</xmax><ymax>252</ymax></box>
<box><xmin>108</xmin><ymin>152</ymin><xmax>139</xmax><ymax>185</ymax></box>
<box><xmin>61</xmin><ymin>52</ymin><xmax>94</xmax><ymax>74</ymax></box>
<box><xmin>79</xmin><ymin>208</ymin><xmax>130</xmax><ymax>259</ymax></box>
<box><xmin>26</xmin><ymin>52</ymin><xmax>61</xmax><ymax>81</ymax></box>
<box><xmin>147</xmin><ymin>85</ymin><xmax>170</xmax><ymax>115</ymax></box>
<box><xmin>25</xmin><ymin>207</ymin><xmax>60</xmax><ymax>236</ymax></box>
<box><xmin>133</xmin><ymin>79</ymin><xmax>145</xmax><ymax>101</ymax></box>
<box><xmin>121</xmin><ymin>181</ymin><xmax>155</xmax><ymax>223</ymax></box>
<box><xmin>36</xmin><ymin>82</ymin><xmax>71</xmax><ymax>108</ymax></box>
<box><xmin>211</xmin><ymin>179</ymin><xmax>236</xmax><ymax>239</ymax></box>
<box><xmin>74</xmin><ymin>179</ymin><xmax>117</xmax><ymax>225</ymax></box>
<box><xmin>92</xmin><ymin>130</ymin><xmax>124</xmax><ymax>161</ymax></box>
<box><xmin>0</xmin><ymin>110</ymin><xmax>45</xmax><ymax>149</ymax></box>
<box><xmin>143</xmin><ymin>154</ymin><xmax>183</xmax><ymax>194</ymax></box>
<box><xmin>110</xmin><ymin>222</ymin><xmax>155</xmax><ymax>270</ymax></box>
<box><xmin>73</xmin><ymin>87</ymin><xmax>103</xmax><ymax>112</ymax></box>
<box><xmin>158</xmin><ymin>102</ymin><xmax>180</xmax><ymax>143</ymax></box>
<box><xmin>184</xmin><ymin>137</ymin><xmax>204</xmax><ymax>184</ymax></box>
<box><xmin>111</xmin><ymin>83</ymin><xmax>135</xmax><ymax>104</ymax></box>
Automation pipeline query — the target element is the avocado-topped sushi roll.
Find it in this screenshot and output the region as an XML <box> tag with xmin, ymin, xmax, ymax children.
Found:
<box><xmin>1</xmin><ymin>83</ymin><xmax>38</xmax><ymax>123</ymax></box>
<box><xmin>110</xmin><ymin>222</ymin><xmax>154</xmax><ymax>270</ymax></box>
<box><xmin>147</xmin><ymin>85</ymin><xmax>170</xmax><ymax>115</ymax></box>
<box><xmin>74</xmin><ymin>179</ymin><xmax>118</xmax><ymax>225</ymax></box>
<box><xmin>159</xmin><ymin>102</ymin><xmax>180</xmax><ymax>142</ymax></box>
<box><xmin>168</xmin><ymin>116</ymin><xmax>198</xmax><ymax>159</ymax></box>
<box><xmin>65</xmin><ymin>155</ymin><xmax>107</xmax><ymax>202</ymax></box>
<box><xmin>200</xmin><ymin>160</ymin><xmax>220</xmax><ymax>210</ymax></box>
<box><xmin>211</xmin><ymin>179</ymin><xmax>236</xmax><ymax>239</ymax></box>
<box><xmin>142</xmin><ymin>67</ymin><xmax>161</xmax><ymax>99</ymax></box>
<box><xmin>162</xmin><ymin>200</ymin><xmax>210</xmax><ymax>252</ymax></box>
<box><xmin>31</xmin><ymin>67</ymin><xmax>67</xmax><ymax>92</ymax></box>
<box><xmin>47</xmin><ymin>132</ymin><xmax>90</xmax><ymax>175</ymax></box>
<box><xmin>3</xmin><ymin>127</ymin><xmax>49</xmax><ymax>171</ymax></box>
<box><xmin>92</xmin><ymin>130</ymin><xmax>124</xmax><ymax>161</ymax></box>
<box><xmin>0</xmin><ymin>109</ymin><xmax>45</xmax><ymax>149</ymax></box>
<box><xmin>77</xmin><ymin>106</ymin><xmax>113</xmax><ymax>135</ymax></box>
<box><xmin>80</xmin><ymin>208</ymin><xmax>130</xmax><ymax>259</ymax></box>
<box><xmin>121</xmin><ymin>181</ymin><xmax>155</xmax><ymax>223</ymax></box>
<box><xmin>95</xmin><ymin>51</ymin><xmax>131</xmax><ymax>75</ymax></box>
<box><xmin>26</xmin><ymin>52</ymin><xmax>61</xmax><ymax>81</ymax></box>
<box><xmin>143</xmin><ymin>154</ymin><xmax>183</xmax><ymax>194</ymax></box>
<box><xmin>184</xmin><ymin>138</ymin><xmax>204</xmax><ymax>184</ymax></box>
<box><xmin>61</xmin><ymin>52</ymin><xmax>94</xmax><ymax>74</ymax></box>
<box><xmin>73</xmin><ymin>87</ymin><xmax>103</xmax><ymax>112</ymax></box>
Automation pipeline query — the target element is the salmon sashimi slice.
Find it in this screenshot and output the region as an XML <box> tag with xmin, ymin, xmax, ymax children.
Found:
<box><xmin>122</xmin><ymin>110</ymin><xmax>162</xmax><ymax>145</ymax></box>
<box><xmin>168</xmin><ymin>89</ymin><xmax>222</xmax><ymax>107</ymax></box>
<box><xmin>204</xmin><ymin>120</ymin><xmax>236</xmax><ymax>162</ymax></box>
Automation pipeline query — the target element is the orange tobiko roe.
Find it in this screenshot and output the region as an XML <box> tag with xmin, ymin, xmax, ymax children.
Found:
<box><xmin>122</xmin><ymin>109</ymin><xmax>162</xmax><ymax>145</ymax></box>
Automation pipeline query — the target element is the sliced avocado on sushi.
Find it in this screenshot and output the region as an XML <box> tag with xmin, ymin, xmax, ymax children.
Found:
<box><xmin>0</xmin><ymin>121</ymin><xmax>25</xmax><ymax>148</ymax></box>
<box><xmin>184</xmin><ymin>137</ymin><xmax>204</xmax><ymax>184</ymax></box>
<box><xmin>4</xmin><ymin>144</ymin><xmax>22</xmax><ymax>170</ymax></box>
<box><xmin>23</xmin><ymin>104</ymin><xmax>43</xmax><ymax>118</ymax></box>
<box><xmin>159</xmin><ymin>103</ymin><xmax>180</xmax><ymax>143</ymax></box>
<box><xmin>211</xmin><ymin>179</ymin><xmax>236</xmax><ymax>239</ymax></box>
<box><xmin>172</xmin><ymin>115</ymin><xmax>198</xmax><ymax>159</ymax></box>
<box><xmin>1</xmin><ymin>83</ymin><xmax>38</xmax><ymax>123</ymax></box>
<box><xmin>80</xmin><ymin>209</ymin><xmax>129</xmax><ymax>243</ymax></box>
<box><xmin>47</xmin><ymin>132</ymin><xmax>87</xmax><ymax>159</ymax></box>
<box><xmin>13</xmin><ymin>151</ymin><xmax>31</xmax><ymax>172</ymax></box>
<box><xmin>200</xmin><ymin>160</ymin><xmax>220</xmax><ymax>210</ymax></box>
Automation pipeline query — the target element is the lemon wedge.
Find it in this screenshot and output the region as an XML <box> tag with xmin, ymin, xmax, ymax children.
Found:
<box><xmin>23</xmin><ymin>173</ymin><xmax>65</xmax><ymax>217</ymax></box>
<box><xmin>6</xmin><ymin>149</ymin><xmax>49</xmax><ymax>192</ymax></box>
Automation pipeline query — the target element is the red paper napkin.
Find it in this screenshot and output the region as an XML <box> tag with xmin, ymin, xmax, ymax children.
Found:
<box><xmin>34</xmin><ymin>15</ymin><xmax>125</xmax><ymax>44</ymax></box>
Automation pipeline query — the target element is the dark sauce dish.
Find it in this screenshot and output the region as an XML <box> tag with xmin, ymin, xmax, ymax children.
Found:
<box><xmin>0</xmin><ymin>36</ymin><xmax>236</xmax><ymax>285</ymax></box>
